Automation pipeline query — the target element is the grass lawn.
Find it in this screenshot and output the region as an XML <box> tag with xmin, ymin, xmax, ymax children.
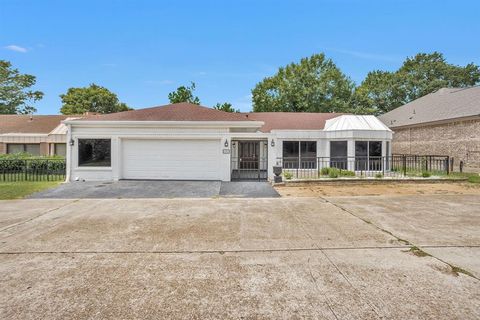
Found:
<box><xmin>445</xmin><ymin>172</ymin><xmax>480</xmax><ymax>183</ymax></box>
<box><xmin>0</xmin><ymin>181</ymin><xmax>61</xmax><ymax>200</ymax></box>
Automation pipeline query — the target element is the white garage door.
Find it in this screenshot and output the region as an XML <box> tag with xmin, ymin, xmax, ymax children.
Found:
<box><xmin>122</xmin><ymin>139</ymin><xmax>222</xmax><ymax>180</ymax></box>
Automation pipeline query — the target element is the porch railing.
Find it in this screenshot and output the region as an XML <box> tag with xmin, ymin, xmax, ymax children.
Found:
<box><xmin>0</xmin><ymin>158</ymin><xmax>66</xmax><ymax>182</ymax></box>
<box><xmin>277</xmin><ymin>155</ymin><xmax>450</xmax><ymax>179</ymax></box>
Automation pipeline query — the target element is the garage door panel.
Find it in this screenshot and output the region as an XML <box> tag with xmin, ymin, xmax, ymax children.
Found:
<box><xmin>122</xmin><ymin>139</ymin><xmax>221</xmax><ymax>180</ymax></box>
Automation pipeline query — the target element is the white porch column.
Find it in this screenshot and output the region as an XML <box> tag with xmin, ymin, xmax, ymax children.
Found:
<box><xmin>267</xmin><ymin>136</ymin><xmax>277</xmax><ymax>181</ymax></box>
<box><xmin>220</xmin><ymin>136</ymin><xmax>231</xmax><ymax>181</ymax></box>
<box><xmin>112</xmin><ymin>137</ymin><xmax>120</xmax><ymax>181</ymax></box>
<box><xmin>317</xmin><ymin>139</ymin><xmax>328</xmax><ymax>169</ymax></box>
<box><xmin>65</xmin><ymin>124</ymin><xmax>72</xmax><ymax>182</ymax></box>
<box><xmin>347</xmin><ymin>139</ymin><xmax>355</xmax><ymax>171</ymax></box>
<box><xmin>381</xmin><ymin>140</ymin><xmax>388</xmax><ymax>172</ymax></box>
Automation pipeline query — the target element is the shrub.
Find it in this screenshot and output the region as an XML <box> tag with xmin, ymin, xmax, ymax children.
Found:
<box><xmin>0</xmin><ymin>158</ymin><xmax>25</xmax><ymax>171</ymax></box>
<box><xmin>375</xmin><ymin>173</ymin><xmax>383</xmax><ymax>179</ymax></box>
<box><xmin>339</xmin><ymin>170</ymin><xmax>355</xmax><ymax>177</ymax></box>
<box><xmin>320</xmin><ymin>167</ymin><xmax>330</xmax><ymax>176</ymax></box>
<box><xmin>0</xmin><ymin>156</ymin><xmax>65</xmax><ymax>173</ymax></box>
<box><xmin>328</xmin><ymin>168</ymin><xmax>339</xmax><ymax>178</ymax></box>
<box><xmin>421</xmin><ymin>172</ymin><xmax>431</xmax><ymax>178</ymax></box>
<box><xmin>283</xmin><ymin>171</ymin><xmax>293</xmax><ymax>180</ymax></box>
<box><xmin>0</xmin><ymin>153</ymin><xmax>64</xmax><ymax>160</ymax></box>
<box><xmin>28</xmin><ymin>159</ymin><xmax>66</xmax><ymax>173</ymax></box>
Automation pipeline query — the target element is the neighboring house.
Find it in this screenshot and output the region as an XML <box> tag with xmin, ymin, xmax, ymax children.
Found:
<box><xmin>379</xmin><ymin>87</ymin><xmax>480</xmax><ymax>171</ymax></box>
<box><xmin>0</xmin><ymin>115</ymin><xmax>70</xmax><ymax>157</ymax></box>
<box><xmin>64</xmin><ymin>102</ymin><xmax>392</xmax><ymax>182</ymax></box>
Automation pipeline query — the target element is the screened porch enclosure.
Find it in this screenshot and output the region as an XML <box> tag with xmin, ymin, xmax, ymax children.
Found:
<box><xmin>279</xmin><ymin>139</ymin><xmax>395</xmax><ymax>178</ymax></box>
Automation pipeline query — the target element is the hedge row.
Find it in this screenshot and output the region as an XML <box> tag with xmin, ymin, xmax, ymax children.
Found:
<box><xmin>0</xmin><ymin>158</ymin><xmax>66</xmax><ymax>173</ymax></box>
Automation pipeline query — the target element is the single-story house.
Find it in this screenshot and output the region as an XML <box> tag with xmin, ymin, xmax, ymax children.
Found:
<box><xmin>64</xmin><ymin>102</ymin><xmax>392</xmax><ymax>182</ymax></box>
<box><xmin>0</xmin><ymin>115</ymin><xmax>71</xmax><ymax>156</ymax></box>
<box><xmin>378</xmin><ymin>87</ymin><xmax>480</xmax><ymax>172</ymax></box>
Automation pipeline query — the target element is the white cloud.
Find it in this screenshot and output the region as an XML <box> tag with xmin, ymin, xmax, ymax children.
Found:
<box><xmin>4</xmin><ymin>45</ymin><xmax>28</xmax><ymax>53</ymax></box>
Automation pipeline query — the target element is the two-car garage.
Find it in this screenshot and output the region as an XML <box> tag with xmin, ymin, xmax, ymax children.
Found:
<box><xmin>66</xmin><ymin>102</ymin><xmax>265</xmax><ymax>182</ymax></box>
<box><xmin>121</xmin><ymin>139</ymin><xmax>222</xmax><ymax>181</ymax></box>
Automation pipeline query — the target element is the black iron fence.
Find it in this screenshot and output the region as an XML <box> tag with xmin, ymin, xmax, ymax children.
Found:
<box><xmin>0</xmin><ymin>158</ymin><xmax>66</xmax><ymax>182</ymax></box>
<box><xmin>278</xmin><ymin>155</ymin><xmax>450</xmax><ymax>179</ymax></box>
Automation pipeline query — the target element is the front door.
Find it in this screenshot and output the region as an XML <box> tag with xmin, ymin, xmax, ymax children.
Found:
<box><xmin>231</xmin><ymin>140</ymin><xmax>267</xmax><ymax>181</ymax></box>
<box><xmin>239</xmin><ymin>141</ymin><xmax>259</xmax><ymax>169</ymax></box>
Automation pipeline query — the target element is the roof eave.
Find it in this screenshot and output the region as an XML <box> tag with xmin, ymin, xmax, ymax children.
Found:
<box><xmin>385</xmin><ymin>114</ymin><xmax>480</xmax><ymax>129</ymax></box>
<box><xmin>0</xmin><ymin>133</ymin><xmax>50</xmax><ymax>137</ymax></box>
<box><xmin>63</xmin><ymin>120</ymin><xmax>264</xmax><ymax>129</ymax></box>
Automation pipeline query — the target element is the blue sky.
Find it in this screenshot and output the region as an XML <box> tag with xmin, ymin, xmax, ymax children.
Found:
<box><xmin>1</xmin><ymin>0</ymin><xmax>479</xmax><ymax>114</ymax></box>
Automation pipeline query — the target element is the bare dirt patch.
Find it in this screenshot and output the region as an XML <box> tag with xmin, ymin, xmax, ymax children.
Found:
<box><xmin>275</xmin><ymin>182</ymin><xmax>480</xmax><ymax>197</ymax></box>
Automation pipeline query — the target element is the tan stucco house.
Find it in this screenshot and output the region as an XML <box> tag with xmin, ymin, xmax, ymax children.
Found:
<box><xmin>0</xmin><ymin>115</ymin><xmax>70</xmax><ymax>156</ymax></box>
<box><xmin>379</xmin><ymin>86</ymin><xmax>480</xmax><ymax>171</ymax></box>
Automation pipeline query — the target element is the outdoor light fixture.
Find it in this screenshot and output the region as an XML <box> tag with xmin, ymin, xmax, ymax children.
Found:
<box><xmin>271</xmin><ymin>139</ymin><xmax>275</xmax><ymax>147</ymax></box>
<box><xmin>224</xmin><ymin>139</ymin><xmax>229</xmax><ymax>147</ymax></box>
<box><xmin>69</xmin><ymin>139</ymin><xmax>75</xmax><ymax>146</ymax></box>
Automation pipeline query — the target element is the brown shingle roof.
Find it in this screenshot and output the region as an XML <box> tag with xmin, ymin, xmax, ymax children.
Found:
<box><xmin>0</xmin><ymin>115</ymin><xmax>69</xmax><ymax>134</ymax></box>
<box><xmin>74</xmin><ymin>102</ymin><xmax>346</xmax><ymax>132</ymax></box>
<box><xmin>379</xmin><ymin>86</ymin><xmax>480</xmax><ymax>128</ymax></box>
<box><xmin>81</xmin><ymin>102</ymin><xmax>253</xmax><ymax>122</ymax></box>
<box><xmin>244</xmin><ymin>112</ymin><xmax>344</xmax><ymax>132</ymax></box>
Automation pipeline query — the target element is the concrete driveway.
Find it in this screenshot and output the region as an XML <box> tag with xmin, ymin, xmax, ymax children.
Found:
<box><xmin>28</xmin><ymin>180</ymin><xmax>280</xmax><ymax>199</ymax></box>
<box><xmin>0</xmin><ymin>195</ymin><xmax>479</xmax><ymax>319</ymax></box>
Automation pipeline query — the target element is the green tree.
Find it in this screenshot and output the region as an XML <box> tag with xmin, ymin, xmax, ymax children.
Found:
<box><xmin>355</xmin><ymin>52</ymin><xmax>480</xmax><ymax>114</ymax></box>
<box><xmin>60</xmin><ymin>84</ymin><xmax>131</xmax><ymax>114</ymax></box>
<box><xmin>213</xmin><ymin>102</ymin><xmax>239</xmax><ymax>113</ymax></box>
<box><xmin>252</xmin><ymin>53</ymin><xmax>355</xmax><ymax>113</ymax></box>
<box><xmin>168</xmin><ymin>82</ymin><xmax>201</xmax><ymax>105</ymax></box>
<box><xmin>0</xmin><ymin>60</ymin><xmax>44</xmax><ymax>114</ymax></box>
<box><xmin>353</xmin><ymin>71</ymin><xmax>403</xmax><ymax>115</ymax></box>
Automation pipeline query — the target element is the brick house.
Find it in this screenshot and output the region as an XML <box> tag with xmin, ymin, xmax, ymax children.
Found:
<box><xmin>0</xmin><ymin>115</ymin><xmax>70</xmax><ymax>156</ymax></box>
<box><xmin>379</xmin><ymin>87</ymin><xmax>480</xmax><ymax>172</ymax></box>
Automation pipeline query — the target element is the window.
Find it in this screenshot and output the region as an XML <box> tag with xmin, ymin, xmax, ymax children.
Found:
<box><xmin>355</xmin><ymin>141</ymin><xmax>382</xmax><ymax>171</ymax></box>
<box><xmin>385</xmin><ymin>141</ymin><xmax>390</xmax><ymax>170</ymax></box>
<box><xmin>7</xmin><ymin>144</ymin><xmax>25</xmax><ymax>154</ymax></box>
<box><xmin>355</xmin><ymin>141</ymin><xmax>368</xmax><ymax>171</ymax></box>
<box><xmin>78</xmin><ymin>139</ymin><xmax>111</xmax><ymax>167</ymax></box>
<box><xmin>7</xmin><ymin>144</ymin><xmax>40</xmax><ymax>155</ymax></box>
<box><xmin>282</xmin><ymin>141</ymin><xmax>317</xmax><ymax>169</ymax></box>
<box><xmin>282</xmin><ymin>141</ymin><xmax>299</xmax><ymax>159</ymax></box>
<box><xmin>330</xmin><ymin>141</ymin><xmax>348</xmax><ymax>169</ymax></box>
<box><xmin>369</xmin><ymin>141</ymin><xmax>382</xmax><ymax>170</ymax></box>
<box><xmin>301</xmin><ymin>142</ymin><xmax>316</xmax><ymax>158</ymax></box>
<box><xmin>54</xmin><ymin>143</ymin><xmax>66</xmax><ymax>157</ymax></box>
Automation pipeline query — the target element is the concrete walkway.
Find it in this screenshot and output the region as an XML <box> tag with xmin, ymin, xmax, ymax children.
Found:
<box><xmin>29</xmin><ymin>180</ymin><xmax>279</xmax><ymax>199</ymax></box>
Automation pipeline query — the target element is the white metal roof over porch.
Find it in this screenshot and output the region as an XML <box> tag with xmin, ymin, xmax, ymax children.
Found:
<box><xmin>323</xmin><ymin>115</ymin><xmax>392</xmax><ymax>132</ymax></box>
